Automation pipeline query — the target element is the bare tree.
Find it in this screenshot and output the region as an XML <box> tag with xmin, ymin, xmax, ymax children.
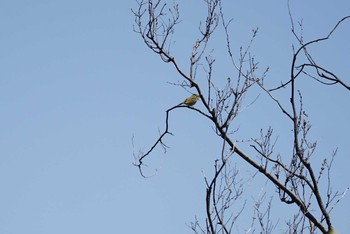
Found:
<box><xmin>132</xmin><ymin>0</ymin><xmax>349</xmax><ymax>233</ymax></box>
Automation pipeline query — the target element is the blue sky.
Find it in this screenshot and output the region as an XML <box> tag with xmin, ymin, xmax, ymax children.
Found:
<box><xmin>1</xmin><ymin>0</ymin><xmax>349</xmax><ymax>233</ymax></box>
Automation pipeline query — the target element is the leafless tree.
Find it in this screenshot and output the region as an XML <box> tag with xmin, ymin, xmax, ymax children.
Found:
<box><xmin>132</xmin><ymin>0</ymin><xmax>349</xmax><ymax>233</ymax></box>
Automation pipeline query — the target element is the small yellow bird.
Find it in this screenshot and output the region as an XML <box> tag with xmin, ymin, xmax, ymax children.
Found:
<box><xmin>182</xmin><ymin>94</ymin><xmax>199</xmax><ymax>106</ymax></box>
<box><xmin>327</xmin><ymin>229</ymin><xmax>337</xmax><ymax>234</ymax></box>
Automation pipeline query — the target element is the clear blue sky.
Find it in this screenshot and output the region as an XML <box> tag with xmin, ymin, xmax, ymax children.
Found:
<box><xmin>1</xmin><ymin>0</ymin><xmax>349</xmax><ymax>233</ymax></box>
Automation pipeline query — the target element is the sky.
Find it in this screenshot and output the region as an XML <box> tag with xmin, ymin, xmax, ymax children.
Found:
<box><xmin>0</xmin><ymin>0</ymin><xmax>349</xmax><ymax>233</ymax></box>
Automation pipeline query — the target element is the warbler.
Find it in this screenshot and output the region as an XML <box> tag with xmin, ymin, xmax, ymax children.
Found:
<box><xmin>182</xmin><ymin>94</ymin><xmax>199</xmax><ymax>106</ymax></box>
<box><xmin>327</xmin><ymin>229</ymin><xmax>337</xmax><ymax>234</ymax></box>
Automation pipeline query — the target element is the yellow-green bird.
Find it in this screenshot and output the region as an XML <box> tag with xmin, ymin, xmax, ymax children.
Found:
<box><xmin>327</xmin><ymin>228</ymin><xmax>337</xmax><ymax>234</ymax></box>
<box><xmin>182</xmin><ymin>94</ymin><xmax>199</xmax><ymax>106</ymax></box>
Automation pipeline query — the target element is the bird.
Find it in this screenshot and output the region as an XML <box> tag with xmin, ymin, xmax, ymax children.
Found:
<box><xmin>327</xmin><ymin>229</ymin><xmax>337</xmax><ymax>234</ymax></box>
<box><xmin>182</xmin><ymin>94</ymin><xmax>199</xmax><ymax>106</ymax></box>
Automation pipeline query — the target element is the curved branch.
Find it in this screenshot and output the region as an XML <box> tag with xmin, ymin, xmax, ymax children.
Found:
<box><xmin>134</xmin><ymin>104</ymin><xmax>212</xmax><ymax>177</ymax></box>
<box><xmin>270</xmin><ymin>15</ymin><xmax>350</xmax><ymax>92</ymax></box>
